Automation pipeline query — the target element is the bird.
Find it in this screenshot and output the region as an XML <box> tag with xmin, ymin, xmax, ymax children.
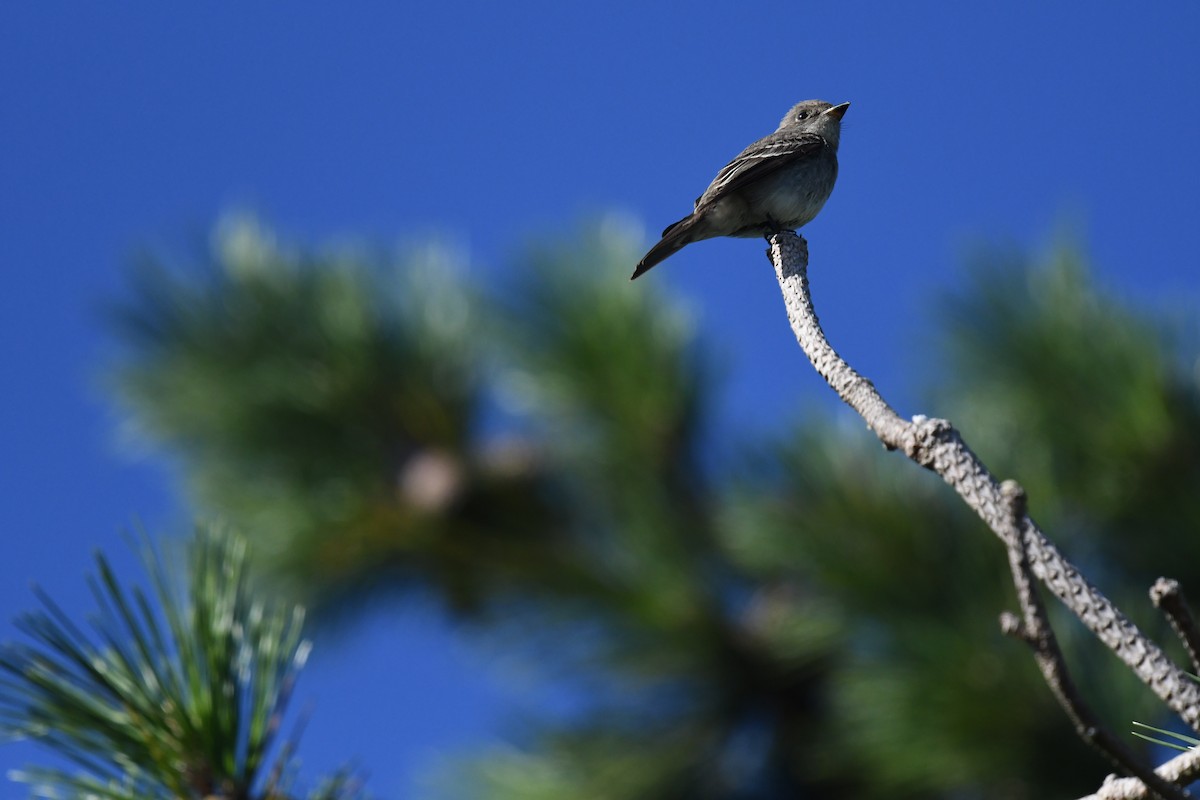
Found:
<box><xmin>632</xmin><ymin>99</ymin><xmax>849</xmax><ymax>280</ymax></box>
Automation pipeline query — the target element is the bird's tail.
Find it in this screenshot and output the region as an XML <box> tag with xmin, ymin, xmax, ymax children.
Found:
<box><xmin>631</xmin><ymin>214</ymin><xmax>698</xmax><ymax>280</ymax></box>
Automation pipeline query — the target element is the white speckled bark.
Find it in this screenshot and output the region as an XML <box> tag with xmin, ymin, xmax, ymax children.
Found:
<box><xmin>769</xmin><ymin>231</ymin><xmax>1200</xmax><ymax>741</ymax></box>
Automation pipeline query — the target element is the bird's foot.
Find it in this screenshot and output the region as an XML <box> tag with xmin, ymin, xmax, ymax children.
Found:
<box><xmin>761</xmin><ymin>218</ymin><xmax>796</xmax><ymax>241</ymax></box>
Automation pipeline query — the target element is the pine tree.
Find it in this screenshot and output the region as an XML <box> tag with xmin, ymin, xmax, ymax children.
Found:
<box><xmin>5</xmin><ymin>214</ymin><xmax>1198</xmax><ymax>798</ymax></box>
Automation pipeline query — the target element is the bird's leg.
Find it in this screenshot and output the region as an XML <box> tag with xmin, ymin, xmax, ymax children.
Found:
<box><xmin>761</xmin><ymin>217</ymin><xmax>794</xmax><ymax>240</ymax></box>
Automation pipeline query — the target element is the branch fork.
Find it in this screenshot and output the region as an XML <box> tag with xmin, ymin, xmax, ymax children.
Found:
<box><xmin>768</xmin><ymin>232</ymin><xmax>1200</xmax><ymax>799</ymax></box>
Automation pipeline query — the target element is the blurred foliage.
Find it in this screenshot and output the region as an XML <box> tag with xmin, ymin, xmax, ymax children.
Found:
<box><xmin>96</xmin><ymin>213</ymin><xmax>1200</xmax><ymax>798</ymax></box>
<box><xmin>0</xmin><ymin>524</ymin><xmax>363</xmax><ymax>800</ymax></box>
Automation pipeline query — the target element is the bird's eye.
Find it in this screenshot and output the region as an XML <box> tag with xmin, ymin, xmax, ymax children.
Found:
<box><xmin>796</xmin><ymin>111</ymin><xmax>810</xmax><ymax>120</ymax></box>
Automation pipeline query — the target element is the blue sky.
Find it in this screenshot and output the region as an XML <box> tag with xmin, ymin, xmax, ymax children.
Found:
<box><xmin>2</xmin><ymin>3</ymin><xmax>1199</xmax><ymax>797</ymax></box>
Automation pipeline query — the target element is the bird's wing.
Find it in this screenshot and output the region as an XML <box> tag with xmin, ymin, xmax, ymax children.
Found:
<box><xmin>695</xmin><ymin>133</ymin><xmax>827</xmax><ymax>209</ymax></box>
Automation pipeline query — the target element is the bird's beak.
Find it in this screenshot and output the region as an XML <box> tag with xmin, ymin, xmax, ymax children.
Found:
<box><xmin>825</xmin><ymin>102</ymin><xmax>850</xmax><ymax>120</ymax></box>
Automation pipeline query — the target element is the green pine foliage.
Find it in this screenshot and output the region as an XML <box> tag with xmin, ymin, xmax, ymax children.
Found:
<box><xmin>0</xmin><ymin>525</ymin><xmax>361</xmax><ymax>800</ymax></box>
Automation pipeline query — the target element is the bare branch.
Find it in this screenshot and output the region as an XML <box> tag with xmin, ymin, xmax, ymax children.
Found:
<box><xmin>1151</xmin><ymin>578</ymin><xmax>1200</xmax><ymax>675</ymax></box>
<box><xmin>767</xmin><ymin>231</ymin><xmax>1200</xmax><ymax>794</ymax></box>
<box><xmin>997</xmin><ymin>481</ymin><xmax>1189</xmax><ymax>799</ymax></box>
<box><xmin>1081</xmin><ymin>749</ymin><xmax>1200</xmax><ymax>800</ymax></box>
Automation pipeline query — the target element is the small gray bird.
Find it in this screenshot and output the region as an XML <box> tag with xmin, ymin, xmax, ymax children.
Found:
<box><xmin>632</xmin><ymin>99</ymin><xmax>849</xmax><ymax>280</ymax></box>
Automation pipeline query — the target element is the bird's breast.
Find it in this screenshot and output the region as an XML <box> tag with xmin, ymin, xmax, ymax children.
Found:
<box><xmin>741</xmin><ymin>160</ymin><xmax>838</xmax><ymax>232</ymax></box>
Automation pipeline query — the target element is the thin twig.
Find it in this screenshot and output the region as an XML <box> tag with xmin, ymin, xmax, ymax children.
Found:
<box><xmin>1151</xmin><ymin>578</ymin><xmax>1200</xmax><ymax>675</ymax></box>
<box><xmin>998</xmin><ymin>481</ymin><xmax>1189</xmax><ymax>800</ymax></box>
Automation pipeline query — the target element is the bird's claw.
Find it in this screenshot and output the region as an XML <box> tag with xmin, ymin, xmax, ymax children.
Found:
<box><xmin>761</xmin><ymin>218</ymin><xmax>793</xmax><ymax>240</ymax></box>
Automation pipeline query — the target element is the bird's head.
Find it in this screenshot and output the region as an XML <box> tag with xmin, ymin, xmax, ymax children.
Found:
<box><xmin>779</xmin><ymin>99</ymin><xmax>850</xmax><ymax>148</ymax></box>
